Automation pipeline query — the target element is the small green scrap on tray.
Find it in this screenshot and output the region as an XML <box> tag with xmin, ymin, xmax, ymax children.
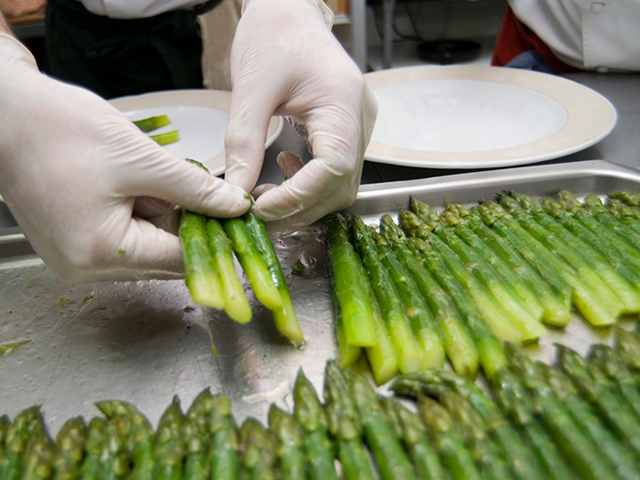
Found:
<box><xmin>178</xmin><ymin>159</ymin><xmax>304</xmax><ymax>347</ymax></box>
<box><xmin>133</xmin><ymin>114</ymin><xmax>180</xmax><ymax>146</ymax></box>
<box><xmin>328</xmin><ymin>189</ymin><xmax>640</xmax><ymax>385</ymax></box>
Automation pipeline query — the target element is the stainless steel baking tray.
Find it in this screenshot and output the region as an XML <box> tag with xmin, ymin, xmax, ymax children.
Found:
<box><xmin>1</xmin><ymin>160</ymin><xmax>639</xmax><ymax>435</ymax></box>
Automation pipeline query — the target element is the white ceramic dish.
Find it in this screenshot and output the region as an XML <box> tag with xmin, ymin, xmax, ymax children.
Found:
<box><xmin>364</xmin><ymin>66</ymin><xmax>617</xmax><ymax>169</ymax></box>
<box><xmin>110</xmin><ymin>90</ymin><xmax>284</xmax><ymax>176</ymax></box>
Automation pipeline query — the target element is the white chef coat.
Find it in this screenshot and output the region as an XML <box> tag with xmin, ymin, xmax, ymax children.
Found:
<box><xmin>509</xmin><ymin>0</ymin><xmax>640</xmax><ymax>72</ymax></box>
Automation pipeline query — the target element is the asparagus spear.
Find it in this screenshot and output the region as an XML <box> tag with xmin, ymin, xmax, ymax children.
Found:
<box><xmin>53</xmin><ymin>418</ymin><xmax>86</xmax><ymax>480</ymax></box>
<box><xmin>446</xmin><ymin>204</ymin><xmax>573</xmax><ymax>327</ymax></box>
<box><xmin>325</xmin><ymin>213</ymin><xmax>377</xmax><ymax>347</ymax></box>
<box><xmin>292</xmin><ymin>371</ymin><xmax>339</xmax><ymax>480</ymax></box>
<box><xmin>478</xmin><ymin>203</ymin><xmax>617</xmax><ymax>328</ymax></box>
<box><xmin>133</xmin><ymin>115</ymin><xmax>171</xmax><ymax>133</ymax></box>
<box><xmin>556</xmin><ymin>190</ymin><xmax>640</xmax><ymax>268</ymax></box>
<box><xmin>539</xmin><ymin>361</ymin><xmax>640</xmax><ymax>480</ymax></box>
<box><xmin>609</xmin><ymin>191</ymin><xmax>640</xmax><ymax>207</ymax></box>
<box><xmin>490</xmin><ymin>369</ymin><xmax>577</xmax><ymax>480</ymax></box>
<box><xmin>0</xmin><ymin>416</ymin><xmax>10</xmax><ymax>471</ymax></box>
<box><xmin>440</xmin><ymin>209</ymin><xmax>544</xmax><ymax>320</ymax></box>
<box><xmin>401</xmin><ymin>209</ymin><xmax>522</xmax><ymax>345</ymax></box>
<box><xmin>391</xmin><ymin>369</ymin><xmax>545</xmax><ymax>480</ymax></box>
<box><xmin>439</xmin><ymin>391</ymin><xmax>511</xmax><ymax>480</ymax></box>
<box><xmin>0</xmin><ymin>406</ymin><xmax>45</xmax><ymax>480</ymax></box>
<box><xmin>99</xmin><ymin>415</ymin><xmax>131</xmax><ymax>480</ymax></box>
<box><xmin>323</xmin><ymin>361</ymin><xmax>376</xmax><ymax>480</ymax></box>
<box><xmin>379</xmin><ymin>397</ymin><xmax>447</xmax><ymax>480</ymax></box>
<box><xmin>238</xmin><ymin>419</ymin><xmax>277</xmax><ymax>480</ymax></box>
<box><xmin>208</xmin><ymin>394</ymin><xmax>240</xmax><ymax>480</ymax></box>
<box><xmin>79</xmin><ymin>418</ymin><xmax>107</xmax><ymax>480</ymax></box>
<box><xmin>350</xmin><ymin>215</ymin><xmax>424</xmax><ymax>373</ymax></box>
<box><xmin>95</xmin><ymin>401</ymin><xmax>154</xmax><ymax>480</ymax></box>
<box><xmin>406</xmin><ymin>235</ymin><xmax>506</xmax><ymax>379</ymax></box>
<box><xmin>150</xmin><ymin>131</ymin><xmax>180</xmax><ymax>146</ymax></box>
<box><xmin>416</xmin><ymin>395</ymin><xmax>480</xmax><ymax>480</ymax></box>
<box><xmin>541</xmin><ymin>198</ymin><xmax>640</xmax><ymax>300</ymax></box>
<box><xmin>411</xmin><ymin>198</ymin><xmax>546</xmax><ymax>343</ymax></box>
<box><xmin>268</xmin><ymin>406</ymin><xmax>305</xmax><ymax>480</ymax></box>
<box><xmin>334</xmin><ymin>307</ymin><xmax>361</xmax><ymax>368</ymax></box>
<box><xmin>507</xmin><ymin>191</ymin><xmax>640</xmax><ymax>314</ymax></box>
<box><xmin>244</xmin><ymin>211</ymin><xmax>304</xmax><ymax>344</ymax></box>
<box><xmin>373</xmin><ymin>229</ymin><xmax>445</xmax><ymax>369</ymax></box>
<box><xmin>345</xmin><ymin>368</ymin><xmax>416</xmax><ymax>480</ymax></box>
<box><xmin>504</xmin><ymin>343</ymin><xmax>620</xmax><ymax>480</ymax></box>
<box><xmin>352</xmin><ymin>238</ymin><xmax>399</xmax><ymax>383</ymax></box>
<box><xmin>380</xmin><ymin>214</ymin><xmax>478</xmax><ymax>379</ymax></box>
<box><xmin>583</xmin><ymin>194</ymin><xmax>640</xmax><ymax>250</ymax></box>
<box><xmin>588</xmin><ymin>343</ymin><xmax>640</xmax><ymax>421</ymax></box>
<box><xmin>22</xmin><ymin>431</ymin><xmax>54</xmax><ymax>480</ymax></box>
<box><xmin>222</xmin><ymin>218</ymin><xmax>283</xmax><ymax>312</ymax></box>
<box><xmin>180</xmin><ymin>211</ymin><xmax>225</xmax><ymax>309</ymax></box>
<box><xmin>184</xmin><ymin>391</ymin><xmax>212</xmax><ymax>480</ymax></box>
<box><xmin>614</xmin><ymin>325</ymin><xmax>640</xmax><ymax>372</ymax></box>
<box><xmin>606</xmin><ymin>198</ymin><xmax>640</xmax><ymax>235</ymax></box>
<box><xmin>556</xmin><ymin>344</ymin><xmax>640</xmax><ymax>456</ymax></box>
<box><xmin>154</xmin><ymin>397</ymin><xmax>184</xmax><ymax>480</ymax></box>
<box><xmin>206</xmin><ymin>218</ymin><xmax>252</xmax><ymax>324</ymax></box>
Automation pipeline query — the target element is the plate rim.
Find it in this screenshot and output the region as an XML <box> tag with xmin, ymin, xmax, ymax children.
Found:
<box><xmin>364</xmin><ymin>65</ymin><xmax>617</xmax><ymax>169</ymax></box>
<box><xmin>109</xmin><ymin>89</ymin><xmax>284</xmax><ymax>176</ymax></box>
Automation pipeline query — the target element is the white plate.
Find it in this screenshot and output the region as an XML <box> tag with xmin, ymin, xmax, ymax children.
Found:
<box><xmin>364</xmin><ymin>66</ymin><xmax>617</xmax><ymax>169</ymax></box>
<box><xmin>110</xmin><ymin>90</ymin><xmax>284</xmax><ymax>176</ymax></box>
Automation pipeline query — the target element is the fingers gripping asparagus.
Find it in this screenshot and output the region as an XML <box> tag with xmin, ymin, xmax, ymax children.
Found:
<box><xmin>323</xmin><ymin>362</ymin><xmax>376</xmax><ymax>480</ymax></box>
<box><xmin>350</xmin><ymin>215</ymin><xmax>424</xmax><ymax>373</ymax></box>
<box><xmin>292</xmin><ymin>371</ymin><xmax>339</xmax><ymax>480</ymax></box>
<box><xmin>325</xmin><ymin>214</ymin><xmax>377</xmax><ymax>347</ymax></box>
<box><xmin>379</xmin><ymin>214</ymin><xmax>478</xmax><ymax>379</ymax></box>
<box><xmin>400</xmin><ymin>209</ymin><xmax>522</xmax><ymax>345</ymax></box>
<box><xmin>267</xmin><ymin>406</ymin><xmax>305</xmax><ymax>480</ymax></box>
<box><xmin>244</xmin><ymin>211</ymin><xmax>304</xmax><ymax>345</ymax></box>
<box><xmin>344</xmin><ymin>368</ymin><xmax>416</xmax><ymax>480</ymax></box>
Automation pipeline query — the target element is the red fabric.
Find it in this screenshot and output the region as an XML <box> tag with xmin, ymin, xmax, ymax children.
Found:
<box><xmin>491</xmin><ymin>5</ymin><xmax>583</xmax><ymax>74</ymax></box>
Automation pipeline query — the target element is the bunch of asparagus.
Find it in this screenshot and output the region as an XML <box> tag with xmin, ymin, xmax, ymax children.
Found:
<box><xmin>5</xmin><ymin>335</ymin><xmax>640</xmax><ymax>480</ymax></box>
<box><xmin>327</xmin><ymin>189</ymin><xmax>640</xmax><ymax>382</ymax></box>
<box><xmin>179</xmin><ymin>161</ymin><xmax>303</xmax><ymax>346</ymax></box>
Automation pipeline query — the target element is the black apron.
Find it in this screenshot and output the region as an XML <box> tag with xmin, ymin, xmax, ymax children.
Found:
<box><xmin>45</xmin><ymin>0</ymin><xmax>222</xmax><ymax>99</ymax></box>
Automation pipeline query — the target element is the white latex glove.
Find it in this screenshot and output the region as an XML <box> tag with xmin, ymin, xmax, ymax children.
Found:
<box><xmin>0</xmin><ymin>33</ymin><xmax>251</xmax><ymax>283</ymax></box>
<box><xmin>224</xmin><ymin>0</ymin><xmax>378</xmax><ymax>232</ymax></box>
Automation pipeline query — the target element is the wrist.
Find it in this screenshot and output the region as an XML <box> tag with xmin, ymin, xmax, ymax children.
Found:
<box><xmin>242</xmin><ymin>0</ymin><xmax>334</xmax><ymax>28</ymax></box>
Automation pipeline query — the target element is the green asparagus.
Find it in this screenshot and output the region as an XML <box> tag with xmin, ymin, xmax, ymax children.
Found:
<box><xmin>267</xmin><ymin>406</ymin><xmax>305</xmax><ymax>480</ymax></box>
<box><xmin>0</xmin><ymin>406</ymin><xmax>45</xmax><ymax>480</ymax></box>
<box><xmin>133</xmin><ymin>115</ymin><xmax>171</xmax><ymax>133</ymax></box>
<box><xmin>53</xmin><ymin>418</ymin><xmax>86</xmax><ymax>480</ymax></box>
<box><xmin>350</xmin><ymin>215</ymin><xmax>424</xmax><ymax>373</ymax></box>
<box><xmin>292</xmin><ymin>371</ymin><xmax>339</xmax><ymax>480</ymax></box>
<box><xmin>244</xmin><ymin>211</ymin><xmax>304</xmax><ymax>345</ymax></box>
<box><xmin>238</xmin><ymin>419</ymin><xmax>276</xmax><ymax>480</ymax></box>
<box><xmin>79</xmin><ymin>418</ymin><xmax>107</xmax><ymax>480</ymax></box>
<box><xmin>584</xmin><ymin>194</ymin><xmax>640</xmax><ymax>251</ymax></box>
<box><xmin>22</xmin><ymin>431</ymin><xmax>54</xmax><ymax>480</ymax></box>
<box><xmin>150</xmin><ymin>131</ymin><xmax>180</xmax><ymax>146</ymax></box>
<box><xmin>401</xmin><ymin>209</ymin><xmax>523</xmax><ymax>344</ymax></box>
<box><xmin>614</xmin><ymin>325</ymin><xmax>640</xmax><ymax>371</ymax></box>
<box><xmin>325</xmin><ymin>213</ymin><xmax>377</xmax><ymax>347</ymax></box>
<box><xmin>208</xmin><ymin>395</ymin><xmax>240</xmax><ymax>480</ymax></box>
<box><xmin>380</xmin><ymin>214</ymin><xmax>478</xmax><ymax>379</ymax></box>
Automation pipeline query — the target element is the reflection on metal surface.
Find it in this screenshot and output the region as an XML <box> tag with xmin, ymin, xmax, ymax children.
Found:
<box><xmin>1</xmin><ymin>160</ymin><xmax>639</xmax><ymax>436</ymax></box>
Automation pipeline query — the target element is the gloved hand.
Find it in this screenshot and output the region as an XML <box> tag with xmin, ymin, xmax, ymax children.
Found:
<box><xmin>225</xmin><ymin>0</ymin><xmax>378</xmax><ymax>233</ymax></box>
<box><xmin>0</xmin><ymin>33</ymin><xmax>251</xmax><ymax>283</ymax></box>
